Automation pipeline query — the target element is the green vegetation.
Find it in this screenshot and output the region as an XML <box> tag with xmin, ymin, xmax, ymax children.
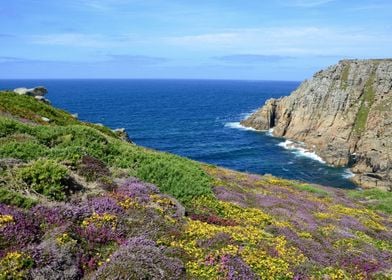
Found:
<box><xmin>0</xmin><ymin>91</ymin><xmax>391</xmax><ymax>279</ymax></box>
<box><xmin>349</xmin><ymin>188</ymin><xmax>392</xmax><ymax>214</ymax></box>
<box><xmin>340</xmin><ymin>64</ymin><xmax>350</xmax><ymax>90</ymax></box>
<box><xmin>0</xmin><ymin>92</ymin><xmax>76</xmax><ymax>125</ymax></box>
<box><xmin>0</xmin><ymin>91</ymin><xmax>213</xmax><ymax>203</ymax></box>
<box><xmin>17</xmin><ymin>159</ymin><xmax>70</xmax><ymax>201</ymax></box>
<box><xmin>353</xmin><ymin>73</ymin><xmax>375</xmax><ymax>134</ymax></box>
<box><xmin>292</xmin><ymin>183</ymin><xmax>330</xmax><ymax>196</ymax></box>
<box><xmin>0</xmin><ymin>187</ymin><xmax>37</xmax><ymax>208</ymax></box>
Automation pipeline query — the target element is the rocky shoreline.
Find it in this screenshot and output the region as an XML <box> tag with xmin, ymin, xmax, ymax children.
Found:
<box><xmin>241</xmin><ymin>59</ymin><xmax>392</xmax><ymax>191</ymax></box>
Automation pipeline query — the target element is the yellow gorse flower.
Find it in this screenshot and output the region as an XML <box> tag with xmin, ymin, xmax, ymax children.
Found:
<box><xmin>0</xmin><ymin>215</ymin><xmax>14</xmax><ymax>227</ymax></box>
<box><xmin>81</xmin><ymin>212</ymin><xmax>117</xmax><ymax>229</ymax></box>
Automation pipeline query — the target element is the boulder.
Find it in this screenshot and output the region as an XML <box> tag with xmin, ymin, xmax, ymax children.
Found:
<box><xmin>14</xmin><ymin>86</ymin><xmax>48</xmax><ymax>96</ymax></box>
<box><xmin>35</xmin><ymin>96</ymin><xmax>51</xmax><ymax>104</ymax></box>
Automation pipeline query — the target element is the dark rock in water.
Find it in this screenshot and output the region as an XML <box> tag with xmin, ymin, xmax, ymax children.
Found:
<box><xmin>241</xmin><ymin>59</ymin><xmax>392</xmax><ymax>190</ymax></box>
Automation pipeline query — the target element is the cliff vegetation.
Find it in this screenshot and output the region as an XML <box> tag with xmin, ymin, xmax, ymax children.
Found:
<box><xmin>0</xmin><ymin>91</ymin><xmax>391</xmax><ymax>279</ymax></box>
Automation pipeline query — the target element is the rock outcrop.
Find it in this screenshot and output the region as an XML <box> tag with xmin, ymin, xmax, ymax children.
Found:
<box><xmin>14</xmin><ymin>86</ymin><xmax>48</xmax><ymax>96</ymax></box>
<box><xmin>14</xmin><ymin>86</ymin><xmax>50</xmax><ymax>104</ymax></box>
<box><xmin>241</xmin><ymin>59</ymin><xmax>392</xmax><ymax>190</ymax></box>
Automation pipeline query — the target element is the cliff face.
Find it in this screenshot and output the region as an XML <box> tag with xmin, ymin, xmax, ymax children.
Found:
<box><xmin>241</xmin><ymin>59</ymin><xmax>392</xmax><ymax>190</ymax></box>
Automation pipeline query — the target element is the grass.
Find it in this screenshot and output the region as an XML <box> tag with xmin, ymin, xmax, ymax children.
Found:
<box><xmin>353</xmin><ymin>73</ymin><xmax>375</xmax><ymax>134</ymax></box>
<box><xmin>348</xmin><ymin>189</ymin><xmax>392</xmax><ymax>214</ymax></box>
<box><xmin>340</xmin><ymin>64</ymin><xmax>350</xmax><ymax>90</ymax></box>
<box><xmin>0</xmin><ymin>92</ymin><xmax>77</xmax><ymax>125</ymax></box>
<box><xmin>292</xmin><ymin>183</ymin><xmax>330</xmax><ymax>196</ymax></box>
<box><xmin>0</xmin><ymin>92</ymin><xmax>118</xmax><ymax>138</ymax></box>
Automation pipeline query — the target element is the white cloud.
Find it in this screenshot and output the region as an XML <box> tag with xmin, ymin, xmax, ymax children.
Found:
<box><xmin>165</xmin><ymin>27</ymin><xmax>392</xmax><ymax>57</ymax></box>
<box><xmin>29</xmin><ymin>33</ymin><xmax>136</xmax><ymax>48</ymax></box>
<box><xmin>278</xmin><ymin>0</ymin><xmax>335</xmax><ymax>7</ymax></box>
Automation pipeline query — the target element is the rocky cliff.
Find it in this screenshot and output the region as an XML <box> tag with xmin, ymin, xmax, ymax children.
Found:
<box><xmin>241</xmin><ymin>59</ymin><xmax>392</xmax><ymax>190</ymax></box>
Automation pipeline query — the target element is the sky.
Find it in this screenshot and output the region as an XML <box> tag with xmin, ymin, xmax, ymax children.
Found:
<box><xmin>1</xmin><ymin>0</ymin><xmax>391</xmax><ymax>80</ymax></box>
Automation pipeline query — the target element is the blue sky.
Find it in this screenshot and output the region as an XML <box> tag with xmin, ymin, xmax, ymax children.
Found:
<box><xmin>1</xmin><ymin>0</ymin><xmax>391</xmax><ymax>80</ymax></box>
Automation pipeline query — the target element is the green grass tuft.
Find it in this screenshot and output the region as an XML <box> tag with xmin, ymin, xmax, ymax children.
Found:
<box><xmin>292</xmin><ymin>183</ymin><xmax>330</xmax><ymax>196</ymax></box>
<box><xmin>348</xmin><ymin>189</ymin><xmax>392</xmax><ymax>214</ymax></box>
<box><xmin>340</xmin><ymin>64</ymin><xmax>350</xmax><ymax>90</ymax></box>
<box><xmin>353</xmin><ymin>73</ymin><xmax>375</xmax><ymax>134</ymax></box>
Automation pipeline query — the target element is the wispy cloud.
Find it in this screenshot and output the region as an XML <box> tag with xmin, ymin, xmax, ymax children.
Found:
<box><xmin>166</xmin><ymin>27</ymin><xmax>392</xmax><ymax>57</ymax></box>
<box><xmin>0</xmin><ymin>34</ymin><xmax>15</xmax><ymax>38</ymax></box>
<box><xmin>0</xmin><ymin>56</ymin><xmax>43</xmax><ymax>63</ymax></box>
<box><xmin>278</xmin><ymin>0</ymin><xmax>335</xmax><ymax>7</ymax></box>
<box><xmin>214</xmin><ymin>54</ymin><xmax>293</xmax><ymax>64</ymax></box>
<box><xmin>29</xmin><ymin>33</ymin><xmax>137</xmax><ymax>48</ymax></box>
<box><xmin>30</xmin><ymin>33</ymin><xmax>110</xmax><ymax>48</ymax></box>
<box><xmin>107</xmin><ymin>54</ymin><xmax>169</xmax><ymax>65</ymax></box>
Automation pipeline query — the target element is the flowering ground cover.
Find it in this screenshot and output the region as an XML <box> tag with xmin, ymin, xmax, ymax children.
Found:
<box><xmin>0</xmin><ymin>91</ymin><xmax>391</xmax><ymax>279</ymax></box>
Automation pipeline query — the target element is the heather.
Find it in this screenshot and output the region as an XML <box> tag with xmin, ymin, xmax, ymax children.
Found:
<box><xmin>0</xmin><ymin>91</ymin><xmax>391</xmax><ymax>279</ymax></box>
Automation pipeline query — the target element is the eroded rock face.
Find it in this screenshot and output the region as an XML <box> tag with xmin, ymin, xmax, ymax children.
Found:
<box><xmin>241</xmin><ymin>59</ymin><xmax>392</xmax><ymax>190</ymax></box>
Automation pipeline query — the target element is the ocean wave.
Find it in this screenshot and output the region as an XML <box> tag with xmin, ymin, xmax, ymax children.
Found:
<box><xmin>266</xmin><ymin>128</ymin><xmax>274</xmax><ymax>136</ymax></box>
<box><xmin>342</xmin><ymin>169</ymin><xmax>355</xmax><ymax>179</ymax></box>
<box><xmin>224</xmin><ymin>122</ymin><xmax>257</xmax><ymax>131</ymax></box>
<box><xmin>239</xmin><ymin>109</ymin><xmax>258</xmax><ymax>119</ymax></box>
<box><xmin>277</xmin><ymin>140</ymin><xmax>326</xmax><ymax>164</ymax></box>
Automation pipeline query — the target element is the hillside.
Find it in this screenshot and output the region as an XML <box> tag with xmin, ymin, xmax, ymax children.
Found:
<box><xmin>241</xmin><ymin>59</ymin><xmax>392</xmax><ymax>190</ymax></box>
<box><xmin>0</xmin><ymin>91</ymin><xmax>391</xmax><ymax>279</ymax></box>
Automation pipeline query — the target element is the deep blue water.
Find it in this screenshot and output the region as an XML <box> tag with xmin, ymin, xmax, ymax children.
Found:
<box><xmin>1</xmin><ymin>79</ymin><xmax>357</xmax><ymax>189</ymax></box>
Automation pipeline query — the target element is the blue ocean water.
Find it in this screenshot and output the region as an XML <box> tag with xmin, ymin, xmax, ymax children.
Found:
<box><xmin>1</xmin><ymin>79</ymin><xmax>357</xmax><ymax>189</ymax></box>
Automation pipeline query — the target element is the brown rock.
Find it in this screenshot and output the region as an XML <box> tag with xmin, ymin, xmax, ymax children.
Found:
<box><xmin>241</xmin><ymin>59</ymin><xmax>392</xmax><ymax>190</ymax></box>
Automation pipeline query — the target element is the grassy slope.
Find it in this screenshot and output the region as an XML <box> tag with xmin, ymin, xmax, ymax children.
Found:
<box><xmin>0</xmin><ymin>92</ymin><xmax>391</xmax><ymax>279</ymax></box>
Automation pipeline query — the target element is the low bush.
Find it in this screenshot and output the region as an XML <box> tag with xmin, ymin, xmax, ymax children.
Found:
<box><xmin>0</xmin><ymin>141</ymin><xmax>47</xmax><ymax>161</ymax></box>
<box><xmin>78</xmin><ymin>155</ymin><xmax>110</xmax><ymax>182</ymax></box>
<box><xmin>92</xmin><ymin>237</ymin><xmax>185</xmax><ymax>280</ymax></box>
<box><xmin>0</xmin><ymin>187</ymin><xmax>37</xmax><ymax>208</ymax></box>
<box><xmin>17</xmin><ymin>159</ymin><xmax>69</xmax><ymax>201</ymax></box>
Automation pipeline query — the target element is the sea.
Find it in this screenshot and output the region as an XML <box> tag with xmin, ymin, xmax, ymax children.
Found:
<box><xmin>1</xmin><ymin>79</ymin><xmax>358</xmax><ymax>189</ymax></box>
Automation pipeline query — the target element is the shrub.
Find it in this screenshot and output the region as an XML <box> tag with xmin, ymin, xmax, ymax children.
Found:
<box><xmin>78</xmin><ymin>155</ymin><xmax>110</xmax><ymax>182</ymax></box>
<box><xmin>0</xmin><ymin>141</ymin><xmax>47</xmax><ymax>161</ymax></box>
<box><xmin>92</xmin><ymin>237</ymin><xmax>185</xmax><ymax>280</ymax></box>
<box><xmin>0</xmin><ymin>251</ymin><xmax>33</xmax><ymax>279</ymax></box>
<box><xmin>0</xmin><ymin>204</ymin><xmax>42</xmax><ymax>254</ymax></box>
<box><xmin>17</xmin><ymin>159</ymin><xmax>69</xmax><ymax>201</ymax></box>
<box><xmin>0</xmin><ymin>187</ymin><xmax>37</xmax><ymax>209</ymax></box>
<box><xmin>29</xmin><ymin>238</ymin><xmax>82</xmax><ymax>280</ymax></box>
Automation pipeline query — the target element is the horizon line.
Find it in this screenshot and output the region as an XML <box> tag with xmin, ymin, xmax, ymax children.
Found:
<box><xmin>0</xmin><ymin>78</ymin><xmax>301</xmax><ymax>82</ymax></box>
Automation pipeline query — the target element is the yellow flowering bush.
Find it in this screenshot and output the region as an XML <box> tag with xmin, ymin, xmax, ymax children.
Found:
<box><xmin>161</xmin><ymin>196</ymin><xmax>306</xmax><ymax>279</ymax></box>
<box><xmin>82</xmin><ymin>212</ymin><xmax>117</xmax><ymax>229</ymax></box>
<box><xmin>0</xmin><ymin>251</ymin><xmax>33</xmax><ymax>279</ymax></box>
<box><xmin>56</xmin><ymin>232</ymin><xmax>76</xmax><ymax>246</ymax></box>
<box><xmin>0</xmin><ymin>214</ymin><xmax>13</xmax><ymax>227</ymax></box>
<box><xmin>118</xmin><ymin>198</ymin><xmax>140</xmax><ymax>209</ymax></box>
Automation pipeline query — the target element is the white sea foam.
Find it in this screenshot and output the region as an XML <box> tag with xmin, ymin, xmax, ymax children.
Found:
<box><xmin>224</xmin><ymin>122</ymin><xmax>257</xmax><ymax>131</ymax></box>
<box><xmin>240</xmin><ymin>109</ymin><xmax>258</xmax><ymax>119</ymax></box>
<box><xmin>277</xmin><ymin>140</ymin><xmax>326</xmax><ymax>164</ymax></box>
<box><xmin>266</xmin><ymin>128</ymin><xmax>274</xmax><ymax>136</ymax></box>
<box><xmin>342</xmin><ymin>169</ymin><xmax>355</xmax><ymax>179</ymax></box>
